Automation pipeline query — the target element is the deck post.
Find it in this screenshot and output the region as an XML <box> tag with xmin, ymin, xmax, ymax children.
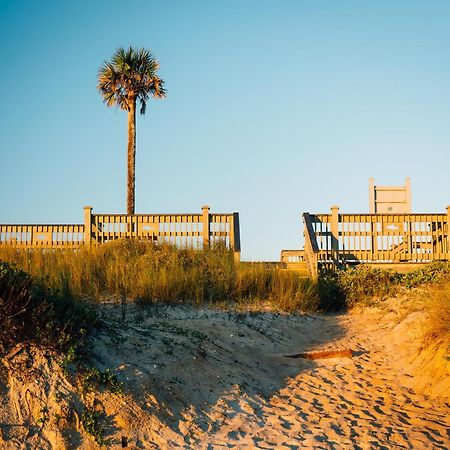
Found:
<box><xmin>331</xmin><ymin>205</ymin><xmax>340</xmax><ymax>269</ymax></box>
<box><xmin>202</xmin><ymin>205</ymin><xmax>210</xmax><ymax>249</ymax></box>
<box><xmin>84</xmin><ymin>206</ymin><xmax>93</xmax><ymax>247</ymax></box>
<box><xmin>447</xmin><ymin>206</ymin><xmax>450</xmax><ymax>259</ymax></box>
<box><xmin>369</xmin><ymin>178</ymin><xmax>375</xmax><ymax>214</ymax></box>
<box><xmin>231</xmin><ymin>212</ymin><xmax>241</xmax><ymax>263</ymax></box>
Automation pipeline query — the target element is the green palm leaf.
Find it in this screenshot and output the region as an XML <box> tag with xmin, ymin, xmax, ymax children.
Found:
<box><xmin>98</xmin><ymin>46</ymin><xmax>165</xmax><ymax>113</ymax></box>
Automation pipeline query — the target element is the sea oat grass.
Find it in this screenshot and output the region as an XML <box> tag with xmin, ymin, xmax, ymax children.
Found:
<box><xmin>236</xmin><ymin>264</ymin><xmax>320</xmax><ymax>311</ymax></box>
<box><xmin>0</xmin><ymin>241</ymin><xmax>320</xmax><ymax>311</ymax></box>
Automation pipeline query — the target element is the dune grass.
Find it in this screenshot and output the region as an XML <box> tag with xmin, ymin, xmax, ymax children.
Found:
<box><xmin>236</xmin><ymin>263</ymin><xmax>319</xmax><ymax>311</ymax></box>
<box><xmin>1</xmin><ymin>242</ymin><xmax>450</xmax><ymax>356</ymax></box>
<box><xmin>2</xmin><ymin>241</ymin><xmax>449</xmax><ymax>318</ymax></box>
<box><xmin>422</xmin><ymin>282</ymin><xmax>450</xmax><ymax>349</ymax></box>
<box><xmin>0</xmin><ymin>241</ymin><xmax>322</xmax><ymax>312</ymax></box>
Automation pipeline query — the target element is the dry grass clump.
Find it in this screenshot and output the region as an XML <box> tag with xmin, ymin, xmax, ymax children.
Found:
<box><xmin>236</xmin><ymin>264</ymin><xmax>319</xmax><ymax>311</ymax></box>
<box><xmin>0</xmin><ymin>261</ymin><xmax>96</xmax><ymax>355</ymax></box>
<box><xmin>423</xmin><ymin>282</ymin><xmax>450</xmax><ymax>348</ymax></box>
<box><xmin>2</xmin><ymin>243</ymin><xmax>450</xmax><ymax>316</ymax></box>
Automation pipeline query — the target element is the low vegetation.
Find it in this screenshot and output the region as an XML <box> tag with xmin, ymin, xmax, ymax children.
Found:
<box><xmin>1</xmin><ymin>244</ymin><xmax>448</xmax><ymax>447</ymax></box>
<box><xmin>0</xmin><ymin>261</ymin><xmax>120</xmax><ymax>446</ymax></box>
<box><xmin>0</xmin><ymin>241</ymin><xmax>323</xmax><ymax>312</ymax></box>
<box><xmin>321</xmin><ymin>262</ymin><xmax>450</xmax><ymax>354</ymax></box>
<box><xmin>329</xmin><ymin>261</ymin><xmax>450</xmax><ymax>309</ymax></box>
<box><xmin>81</xmin><ymin>407</ymin><xmax>106</xmax><ymax>446</ymax></box>
<box><xmin>1</xmin><ymin>243</ymin><xmax>449</xmax><ymax>341</ymax></box>
<box><xmin>421</xmin><ymin>281</ymin><xmax>450</xmax><ymax>352</ymax></box>
<box><xmin>77</xmin><ymin>367</ymin><xmax>124</xmax><ymax>395</ymax></box>
<box><xmin>0</xmin><ymin>261</ymin><xmax>96</xmax><ymax>356</ymax></box>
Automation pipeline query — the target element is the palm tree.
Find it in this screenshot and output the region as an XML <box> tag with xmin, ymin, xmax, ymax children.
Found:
<box><xmin>98</xmin><ymin>47</ymin><xmax>165</xmax><ymax>215</ymax></box>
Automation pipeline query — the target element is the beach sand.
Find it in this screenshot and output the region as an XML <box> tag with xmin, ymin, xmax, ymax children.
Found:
<box><xmin>1</xmin><ymin>300</ymin><xmax>449</xmax><ymax>449</ymax></box>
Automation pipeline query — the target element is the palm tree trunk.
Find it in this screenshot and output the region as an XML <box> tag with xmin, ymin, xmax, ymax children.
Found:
<box><xmin>127</xmin><ymin>99</ymin><xmax>136</xmax><ymax>215</ymax></box>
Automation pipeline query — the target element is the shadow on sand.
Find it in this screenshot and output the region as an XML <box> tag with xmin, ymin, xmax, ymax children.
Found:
<box><xmin>92</xmin><ymin>303</ymin><xmax>348</xmax><ymax>447</ymax></box>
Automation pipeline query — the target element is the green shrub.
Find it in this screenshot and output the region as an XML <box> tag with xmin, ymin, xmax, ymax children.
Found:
<box><xmin>402</xmin><ymin>261</ymin><xmax>450</xmax><ymax>288</ymax></box>
<box><xmin>81</xmin><ymin>408</ymin><xmax>106</xmax><ymax>446</ymax></box>
<box><xmin>316</xmin><ymin>270</ymin><xmax>345</xmax><ymax>311</ymax></box>
<box><xmin>315</xmin><ymin>262</ymin><xmax>450</xmax><ymax>310</ymax></box>
<box><xmin>78</xmin><ymin>367</ymin><xmax>123</xmax><ymax>395</ymax></box>
<box><xmin>336</xmin><ymin>266</ymin><xmax>402</xmax><ymax>308</ymax></box>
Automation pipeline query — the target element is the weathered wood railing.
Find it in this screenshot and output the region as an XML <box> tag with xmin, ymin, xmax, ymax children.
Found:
<box><xmin>280</xmin><ymin>249</ymin><xmax>307</xmax><ymax>273</ymax></box>
<box><xmin>303</xmin><ymin>212</ymin><xmax>320</xmax><ymax>279</ymax></box>
<box><xmin>299</xmin><ymin>206</ymin><xmax>450</xmax><ymax>277</ymax></box>
<box><xmin>283</xmin><ymin>206</ymin><xmax>450</xmax><ymax>278</ymax></box>
<box><xmin>280</xmin><ymin>213</ymin><xmax>321</xmax><ymax>278</ymax></box>
<box><xmin>0</xmin><ymin>205</ymin><xmax>241</xmax><ymax>258</ymax></box>
<box><xmin>280</xmin><ymin>249</ymin><xmax>306</xmax><ymax>264</ymax></box>
<box><xmin>0</xmin><ymin>224</ymin><xmax>85</xmax><ymax>248</ymax></box>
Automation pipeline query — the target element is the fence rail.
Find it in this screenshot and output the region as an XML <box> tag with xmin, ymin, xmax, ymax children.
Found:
<box><xmin>0</xmin><ymin>205</ymin><xmax>241</xmax><ymax>258</ymax></box>
<box><xmin>280</xmin><ymin>249</ymin><xmax>306</xmax><ymax>264</ymax></box>
<box><xmin>0</xmin><ymin>224</ymin><xmax>85</xmax><ymax>248</ymax></box>
<box><xmin>297</xmin><ymin>206</ymin><xmax>450</xmax><ymax>278</ymax></box>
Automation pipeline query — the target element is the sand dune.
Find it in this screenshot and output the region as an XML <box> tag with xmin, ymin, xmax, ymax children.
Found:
<box><xmin>1</xmin><ymin>301</ymin><xmax>449</xmax><ymax>449</ymax></box>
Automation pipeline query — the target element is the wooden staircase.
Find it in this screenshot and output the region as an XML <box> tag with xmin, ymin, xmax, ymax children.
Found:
<box><xmin>280</xmin><ymin>250</ymin><xmax>309</xmax><ymax>277</ymax></box>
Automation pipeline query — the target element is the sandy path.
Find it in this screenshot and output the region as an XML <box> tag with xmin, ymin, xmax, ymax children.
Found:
<box><xmin>90</xmin><ymin>305</ymin><xmax>450</xmax><ymax>449</ymax></box>
<box><xmin>1</xmin><ymin>304</ymin><xmax>448</xmax><ymax>449</ymax></box>
<box><xmin>193</xmin><ymin>317</ymin><xmax>449</xmax><ymax>449</ymax></box>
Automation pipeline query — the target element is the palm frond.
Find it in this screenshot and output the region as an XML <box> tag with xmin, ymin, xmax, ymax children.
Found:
<box><xmin>97</xmin><ymin>46</ymin><xmax>166</xmax><ymax>113</ymax></box>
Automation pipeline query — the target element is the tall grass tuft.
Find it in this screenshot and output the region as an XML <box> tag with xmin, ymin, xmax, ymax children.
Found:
<box><xmin>236</xmin><ymin>264</ymin><xmax>319</xmax><ymax>311</ymax></box>
<box><xmin>0</xmin><ymin>242</ymin><xmax>233</xmax><ymax>303</ymax></box>
<box><xmin>423</xmin><ymin>282</ymin><xmax>450</xmax><ymax>348</ymax></box>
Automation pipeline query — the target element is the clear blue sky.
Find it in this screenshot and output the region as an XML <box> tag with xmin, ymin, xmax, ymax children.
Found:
<box><xmin>1</xmin><ymin>0</ymin><xmax>450</xmax><ymax>260</ymax></box>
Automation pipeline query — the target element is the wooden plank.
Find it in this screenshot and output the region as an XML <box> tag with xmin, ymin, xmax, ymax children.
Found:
<box><xmin>284</xmin><ymin>349</ymin><xmax>353</xmax><ymax>360</ymax></box>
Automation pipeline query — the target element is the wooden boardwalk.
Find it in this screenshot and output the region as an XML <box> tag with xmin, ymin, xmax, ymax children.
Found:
<box><xmin>282</xmin><ymin>206</ymin><xmax>450</xmax><ymax>278</ymax></box>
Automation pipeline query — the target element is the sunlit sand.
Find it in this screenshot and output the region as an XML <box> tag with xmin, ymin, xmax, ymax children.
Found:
<box><xmin>1</xmin><ymin>299</ymin><xmax>448</xmax><ymax>448</ymax></box>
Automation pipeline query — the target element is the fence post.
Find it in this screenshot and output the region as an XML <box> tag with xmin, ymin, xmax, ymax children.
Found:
<box><xmin>230</xmin><ymin>212</ymin><xmax>241</xmax><ymax>263</ymax></box>
<box><xmin>447</xmin><ymin>206</ymin><xmax>450</xmax><ymax>259</ymax></box>
<box><xmin>84</xmin><ymin>206</ymin><xmax>93</xmax><ymax>247</ymax></box>
<box><xmin>330</xmin><ymin>205</ymin><xmax>340</xmax><ymax>269</ymax></box>
<box><xmin>369</xmin><ymin>178</ymin><xmax>375</xmax><ymax>213</ymax></box>
<box><xmin>303</xmin><ymin>213</ymin><xmax>319</xmax><ymax>280</ymax></box>
<box><xmin>202</xmin><ymin>205</ymin><xmax>210</xmax><ymax>249</ymax></box>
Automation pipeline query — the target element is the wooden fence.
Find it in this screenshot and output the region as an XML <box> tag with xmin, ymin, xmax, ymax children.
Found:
<box><xmin>285</xmin><ymin>206</ymin><xmax>450</xmax><ymax>278</ymax></box>
<box><xmin>0</xmin><ymin>224</ymin><xmax>85</xmax><ymax>249</ymax></box>
<box><xmin>280</xmin><ymin>250</ymin><xmax>306</xmax><ymax>264</ymax></box>
<box><xmin>0</xmin><ymin>205</ymin><xmax>241</xmax><ymax>258</ymax></box>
